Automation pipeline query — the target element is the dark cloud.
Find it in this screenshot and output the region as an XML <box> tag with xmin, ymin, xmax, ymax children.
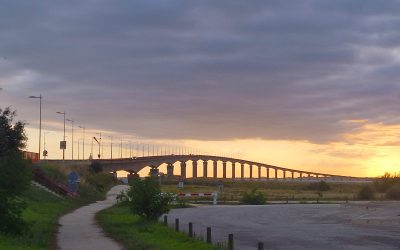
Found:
<box><xmin>1</xmin><ymin>0</ymin><xmax>400</xmax><ymax>142</ymax></box>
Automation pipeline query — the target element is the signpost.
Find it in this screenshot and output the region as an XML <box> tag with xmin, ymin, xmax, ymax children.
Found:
<box><xmin>68</xmin><ymin>172</ymin><xmax>80</xmax><ymax>192</ymax></box>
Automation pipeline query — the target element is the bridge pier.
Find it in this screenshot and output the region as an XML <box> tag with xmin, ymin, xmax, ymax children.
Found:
<box><xmin>127</xmin><ymin>171</ymin><xmax>139</xmax><ymax>183</ymax></box>
<box><xmin>203</xmin><ymin>160</ymin><xmax>208</xmax><ymax>178</ymax></box>
<box><xmin>232</xmin><ymin>162</ymin><xmax>236</xmax><ymax>179</ymax></box>
<box><xmin>213</xmin><ymin>161</ymin><xmax>218</xmax><ymax>179</ymax></box>
<box><xmin>181</xmin><ymin>161</ymin><xmax>187</xmax><ymax>179</ymax></box>
<box><xmin>283</xmin><ymin>170</ymin><xmax>286</xmax><ymax>181</ymax></box>
<box><xmin>299</xmin><ymin>172</ymin><xmax>303</xmax><ymax>181</ymax></box>
<box><xmin>291</xmin><ymin>171</ymin><xmax>294</xmax><ymax>181</ymax></box>
<box><xmin>167</xmin><ymin>163</ymin><xmax>174</xmax><ymax>177</ymax></box>
<box><xmin>193</xmin><ymin>160</ymin><xmax>198</xmax><ymax>178</ymax></box>
<box><xmin>258</xmin><ymin>166</ymin><xmax>261</xmax><ymax>180</ymax></box>
<box><xmin>222</xmin><ymin>161</ymin><xmax>227</xmax><ymax>179</ymax></box>
<box><xmin>150</xmin><ymin>166</ymin><xmax>159</xmax><ymax>177</ymax></box>
<box><xmin>241</xmin><ymin>163</ymin><xmax>244</xmax><ymax>180</ymax></box>
<box><xmin>274</xmin><ymin>168</ymin><xmax>278</xmax><ymax>180</ymax></box>
<box><xmin>249</xmin><ymin>164</ymin><xmax>253</xmax><ymax>180</ymax></box>
<box><xmin>266</xmin><ymin>167</ymin><xmax>270</xmax><ymax>180</ymax></box>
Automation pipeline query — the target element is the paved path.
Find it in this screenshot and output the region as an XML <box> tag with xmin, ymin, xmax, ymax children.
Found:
<box><xmin>57</xmin><ymin>185</ymin><xmax>129</xmax><ymax>250</ymax></box>
<box><xmin>167</xmin><ymin>202</ymin><xmax>400</xmax><ymax>250</ymax></box>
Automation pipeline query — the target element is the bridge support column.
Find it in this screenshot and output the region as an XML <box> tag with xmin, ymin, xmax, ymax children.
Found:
<box><xmin>150</xmin><ymin>166</ymin><xmax>159</xmax><ymax>177</ymax></box>
<box><xmin>193</xmin><ymin>160</ymin><xmax>197</xmax><ymax>178</ymax></box>
<box><xmin>274</xmin><ymin>168</ymin><xmax>278</xmax><ymax>180</ymax></box>
<box><xmin>232</xmin><ymin>162</ymin><xmax>235</xmax><ymax>179</ymax></box>
<box><xmin>241</xmin><ymin>163</ymin><xmax>244</xmax><ymax>180</ymax></box>
<box><xmin>203</xmin><ymin>160</ymin><xmax>208</xmax><ymax>178</ymax></box>
<box><xmin>222</xmin><ymin>161</ymin><xmax>227</xmax><ymax>179</ymax></box>
<box><xmin>266</xmin><ymin>167</ymin><xmax>270</xmax><ymax>180</ymax></box>
<box><xmin>213</xmin><ymin>161</ymin><xmax>218</xmax><ymax>179</ymax></box>
<box><xmin>258</xmin><ymin>166</ymin><xmax>261</xmax><ymax>180</ymax></box>
<box><xmin>308</xmin><ymin>173</ymin><xmax>311</xmax><ymax>178</ymax></box>
<box><xmin>167</xmin><ymin>163</ymin><xmax>174</xmax><ymax>177</ymax></box>
<box><xmin>249</xmin><ymin>164</ymin><xmax>253</xmax><ymax>180</ymax></box>
<box><xmin>181</xmin><ymin>161</ymin><xmax>187</xmax><ymax>179</ymax></box>
<box><xmin>316</xmin><ymin>174</ymin><xmax>319</xmax><ymax>179</ymax></box>
<box><xmin>299</xmin><ymin>172</ymin><xmax>303</xmax><ymax>181</ymax></box>
<box><xmin>291</xmin><ymin>171</ymin><xmax>294</xmax><ymax>181</ymax></box>
<box><xmin>283</xmin><ymin>170</ymin><xmax>286</xmax><ymax>181</ymax></box>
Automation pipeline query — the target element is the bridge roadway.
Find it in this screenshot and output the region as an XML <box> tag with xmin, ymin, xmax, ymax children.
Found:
<box><xmin>49</xmin><ymin>154</ymin><xmax>359</xmax><ymax>181</ymax></box>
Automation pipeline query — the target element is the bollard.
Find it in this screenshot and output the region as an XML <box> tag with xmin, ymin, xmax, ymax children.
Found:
<box><xmin>228</xmin><ymin>233</ymin><xmax>234</xmax><ymax>250</ymax></box>
<box><xmin>258</xmin><ymin>242</ymin><xmax>264</xmax><ymax>250</ymax></box>
<box><xmin>206</xmin><ymin>227</ymin><xmax>212</xmax><ymax>243</ymax></box>
<box><xmin>189</xmin><ymin>222</ymin><xmax>193</xmax><ymax>237</ymax></box>
<box><xmin>175</xmin><ymin>218</ymin><xmax>179</xmax><ymax>232</ymax></box>
<box><xmin>163</xmin><ymin>215</ymin><xmax>168</xmax><ymax>225</ymax></box>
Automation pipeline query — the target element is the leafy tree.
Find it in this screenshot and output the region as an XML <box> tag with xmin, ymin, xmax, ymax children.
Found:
<box><xmin>0</xmin><ymin>108</ymin><xmax>31</xmax><ymax>235</ymax></box>
<box><xmin>127</xmin><ymin>177</ymin><xmax>173</xmax><ymax>220</ymax></box>
<box><xmin>241</xmin><ymin>188</ymin><xmax>266</xmax><ymax>205</ymax></box>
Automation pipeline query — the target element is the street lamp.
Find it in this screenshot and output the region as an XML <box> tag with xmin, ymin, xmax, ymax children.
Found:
<box><xmin>96</xmin><ymin>132</ymin><xmax>102</xmax><ymax>158</ymax></box>
<box><xmin>78</xmin><ymin>125</ymin><xmax>85</xmax><ymax>160</ymax></box>
<box><xmin>29</xmin><ymin>94</ymin><xmax>42</xmax><ymax>160</ymax></box>
<box><xmin>56</xmin><ymin>111</ymin><xmax>66</xmax><ymax>161</ymax></box>
<box><xmin>66</xmin><ymin>119</ymin><xmax>75</xmax><ymax>160</ymax></box>
<box><xmin>107</xmin><ymin>136</ymin><xmax>113</xmax><ymax>159</ymax></box>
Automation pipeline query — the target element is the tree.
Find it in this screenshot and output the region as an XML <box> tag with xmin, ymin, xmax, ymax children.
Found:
<box><xmin>0</xmin><ymin>108</ymin><xmax>31</xmax><ymax>235</ymax></box>
<box><xmin>126</xmin><ymin>177</ymin><xmax>173</xmax><ymax>220</ymax></box>
<box><xmin>241</xmin><ymin>188</ymin><xmax>266</xmax><ymax>205</ymax></box>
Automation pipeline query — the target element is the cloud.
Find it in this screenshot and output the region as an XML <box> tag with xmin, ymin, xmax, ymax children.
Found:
<box><xmin>1</xmin><ymin>0</ymin><xmax>400</xmax><ymax>143</ymax></box>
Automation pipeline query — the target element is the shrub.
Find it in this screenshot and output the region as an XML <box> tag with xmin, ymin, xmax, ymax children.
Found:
<box><xmin>86</xmin><ymin>173</ymin><xmax>116</xmax><ymax>192</ymax></box>
<box><xmin>241</xmin><ymin>188</ymin><xmax>266</xmax><ymax>205</ymax></box>
<box><xmin>127</xmin><ymin>177</ymin><xmax>173</xmax><ymax>220</ymax></box>
<box><xmin>307</xmin><ymin>181</ymin><xmax>330</xmax><ymax>191</ymax></box>
<box><xmin>357</xmin><ymin>185</ymin><xmax>374</xmax><ymax>200</ymax></box>
<box><xmin>0</xmin><ymin>108</ymin><xmax>31</xmax><ymax>235</ymax></box>
<box><xmin>89</xmin><ymin>161</ymin><xmax>103</xmax><ymax>173</ymax></box>
<box><xmin>386</xmin><ymin>185</ymin><xmax>400</xmax><ymax>200</ymax></box>
<box><xmin>373</xmin><ymin>172</ymin><xmax>400</xmax><ymax>192</ymax></box>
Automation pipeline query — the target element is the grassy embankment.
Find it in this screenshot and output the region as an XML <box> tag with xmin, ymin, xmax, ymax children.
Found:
<box><xmin>97</xmin><ymin>204</ymin><xmax>220</xmax><ymax>250</ymax></box>
<box><xmin>161</xmin><ymin>179</ymin><xmax>370</xmax><ymax>203</ymax></box>
<box><xmin>0</xmin><ymin>162</ymin><xmax>116</xmax><ymax>250</ymax></box>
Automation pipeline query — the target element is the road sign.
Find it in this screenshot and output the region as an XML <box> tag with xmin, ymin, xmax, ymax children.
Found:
<box><xmin>68</xmin><ymin>172</ymin><xmax>80</xmax><ymax>192</ymax></box>
<box><xmin>60</xmin><ymin>141</ymin><xmax>66</xmax><ymax>150</ymax></box>
<box><xmin>178</xmin><ymin>181</ymin><xmax>184</xmax><ymax>189</ymax></box>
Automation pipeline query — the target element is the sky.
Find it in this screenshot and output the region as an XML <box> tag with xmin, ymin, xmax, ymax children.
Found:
<box><xmin>1</xmin><ymin>0</ymin><xmax>400</xmax><ymax>177</ymax></box>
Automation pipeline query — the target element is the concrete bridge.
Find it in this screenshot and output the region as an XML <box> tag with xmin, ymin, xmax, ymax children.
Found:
<box><xmin>78</xmin><ymin>154</ymin><xmax>359</xmax><ymax>181</ymax></box>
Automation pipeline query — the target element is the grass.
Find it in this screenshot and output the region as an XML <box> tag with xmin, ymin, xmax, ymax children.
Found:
<box><xmin>161</xmin><ymin>179</ymin><xmax>368</xmax><ymax>203</ymax></box>
<box><xmin>97</xmin><ymin>204</ymin><xmax>220</xmax><ymax>250</ymax></box>
<box><xmin>0</xmin><ymin>162</ymin><xmax>118</xmax><ymax>250</ymax></box>
<box><xmin>0</xmin><ymin>186</ymin><xmax>83</xmax><ymax>250</ymax></box>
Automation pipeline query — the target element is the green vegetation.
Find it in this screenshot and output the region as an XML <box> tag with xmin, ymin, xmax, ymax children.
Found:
<box><xmin>357</xmin><ymin>185</ymin><xmax>374</xmax><ymax>200</ymax></box>
<box><xmin>306</xmin><ymin>181</ymin><xmax>330</xmax><ymax>191</ymax></box>
<box><xmin>161</xmin><ymin>179</ymin><xmax>363</xmax><ymax>202</ymax></box>
<box><xmin>0</xmin><ymin>107</ymin><xmax>32</xmax><ymax>235</ymax></box>
<box><xmin>97</xmin><ymin>204</ymin><xmax>218</xmax><ymax>250</ymax></box>
<box><xmin>386</xmin><ymin>185</ymin><xmax>400</xmax><ymax>200</ymax></box>
<box><xmin>126</xmin><ymin>177</ymin><xmax>173</xmax><ymax>220</ymax></box>
<box><xmin>240</xmin><ymin>188</ymin><xmax>266</xmax><ymax>205</ymax></box>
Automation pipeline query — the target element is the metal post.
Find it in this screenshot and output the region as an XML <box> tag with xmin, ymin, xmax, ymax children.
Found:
<box><xmin>206</xmin><ymin>227</ymin><xmax>212</xmax><ymax>243</ymax></box>
<box><xmin>228</xmin><ymin>234</ymin><xmax>234</xmax><ymax>250</ymax></box>
<box><xmin>175</xmin><ymin>218</ymin><xmax>179</xmax><ymax>232</ymax></box>
<box><xmin>189</xmin><ymin>222</ymin><xmax>193</xmax><ymax>237</ymax></box>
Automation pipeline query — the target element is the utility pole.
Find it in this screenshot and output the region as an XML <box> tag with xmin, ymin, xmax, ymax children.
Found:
<box><xmin>29</xmin><ymin>94</ymin><xmax>42</xmax><ymax>160</ymax></box>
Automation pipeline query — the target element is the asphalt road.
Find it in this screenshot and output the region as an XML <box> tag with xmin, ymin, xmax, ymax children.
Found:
<box><xmin>167</xmin><ymin>202</ymin><xmax>400</xmax><ymax>250</ymax></box>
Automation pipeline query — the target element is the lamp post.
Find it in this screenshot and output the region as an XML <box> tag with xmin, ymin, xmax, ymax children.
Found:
<box><xmin>66</xmin><ymin>119</ymin><xmax>75</xmax><ymax>160</ymax></box>
<box><xmin>96</xmin><ymin>132</ymin><xmax>102</xmax><ymax>158</ymax></box>
<box><xmin>56</xmin><ymin>111</ymin><xmax>66</xmax><ymax>161</ymax></box>
<box><xmin>78</xmin><ymin>125</ymin><xmax>85</xmax><ymax>160</ymax></box>
<box><xmin>29</xmin><ymin>94</ymin><xmax>42</xmax><ymax>160</ymax></box>
<box><xmin>108</xmin><ymin>136</ymin><xmax>113</xmax><ymax>160</ymax></box>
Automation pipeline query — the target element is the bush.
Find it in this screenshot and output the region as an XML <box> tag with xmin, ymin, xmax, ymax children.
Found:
<box><xmin>307</xmin><ymin>181</ymin><xmax>330</xmax><ymax>191</ymax></box>
<box><xmin>241</xmin><ymin>188</ymin><xmax>266</xmax><ymax>205</ymax></box>
<box><xmin>373</xmin><ymin>172</ymin><xmax>400</xmax><ymax>192</ymax></box>
<box><xmin>89</xmin><ymin>161</ymin><xmax>103</xmax><ymax>173</ymax></box>
<box><xmin>0</xmin><ymin>108</ymin><xmax>31</xmax><ymax>235</ymax></box>
<box><xmin>127</xmin><ymin>177</ymin><xmax>173</xmax><ymax>220</ymax></box>
<box><xmin>86</xmin><ymin>173</ymin><xmax>116</xmax><ymax>192</ymax></box>
<box><xmin>386</xmin><ymin>185</ymin><xmax>400</xmax><ymax>200</ymax></box>
<box><xmin>357</xmin><ymin>185</ymin><xmax>374</xmax><ymax>200</ymax></box>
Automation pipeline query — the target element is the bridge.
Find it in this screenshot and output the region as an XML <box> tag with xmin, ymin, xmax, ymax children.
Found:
<box><xmin>50</xmin><ymin>154</ymin><xmax>361</xmax><ymax>181</ymax></box>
